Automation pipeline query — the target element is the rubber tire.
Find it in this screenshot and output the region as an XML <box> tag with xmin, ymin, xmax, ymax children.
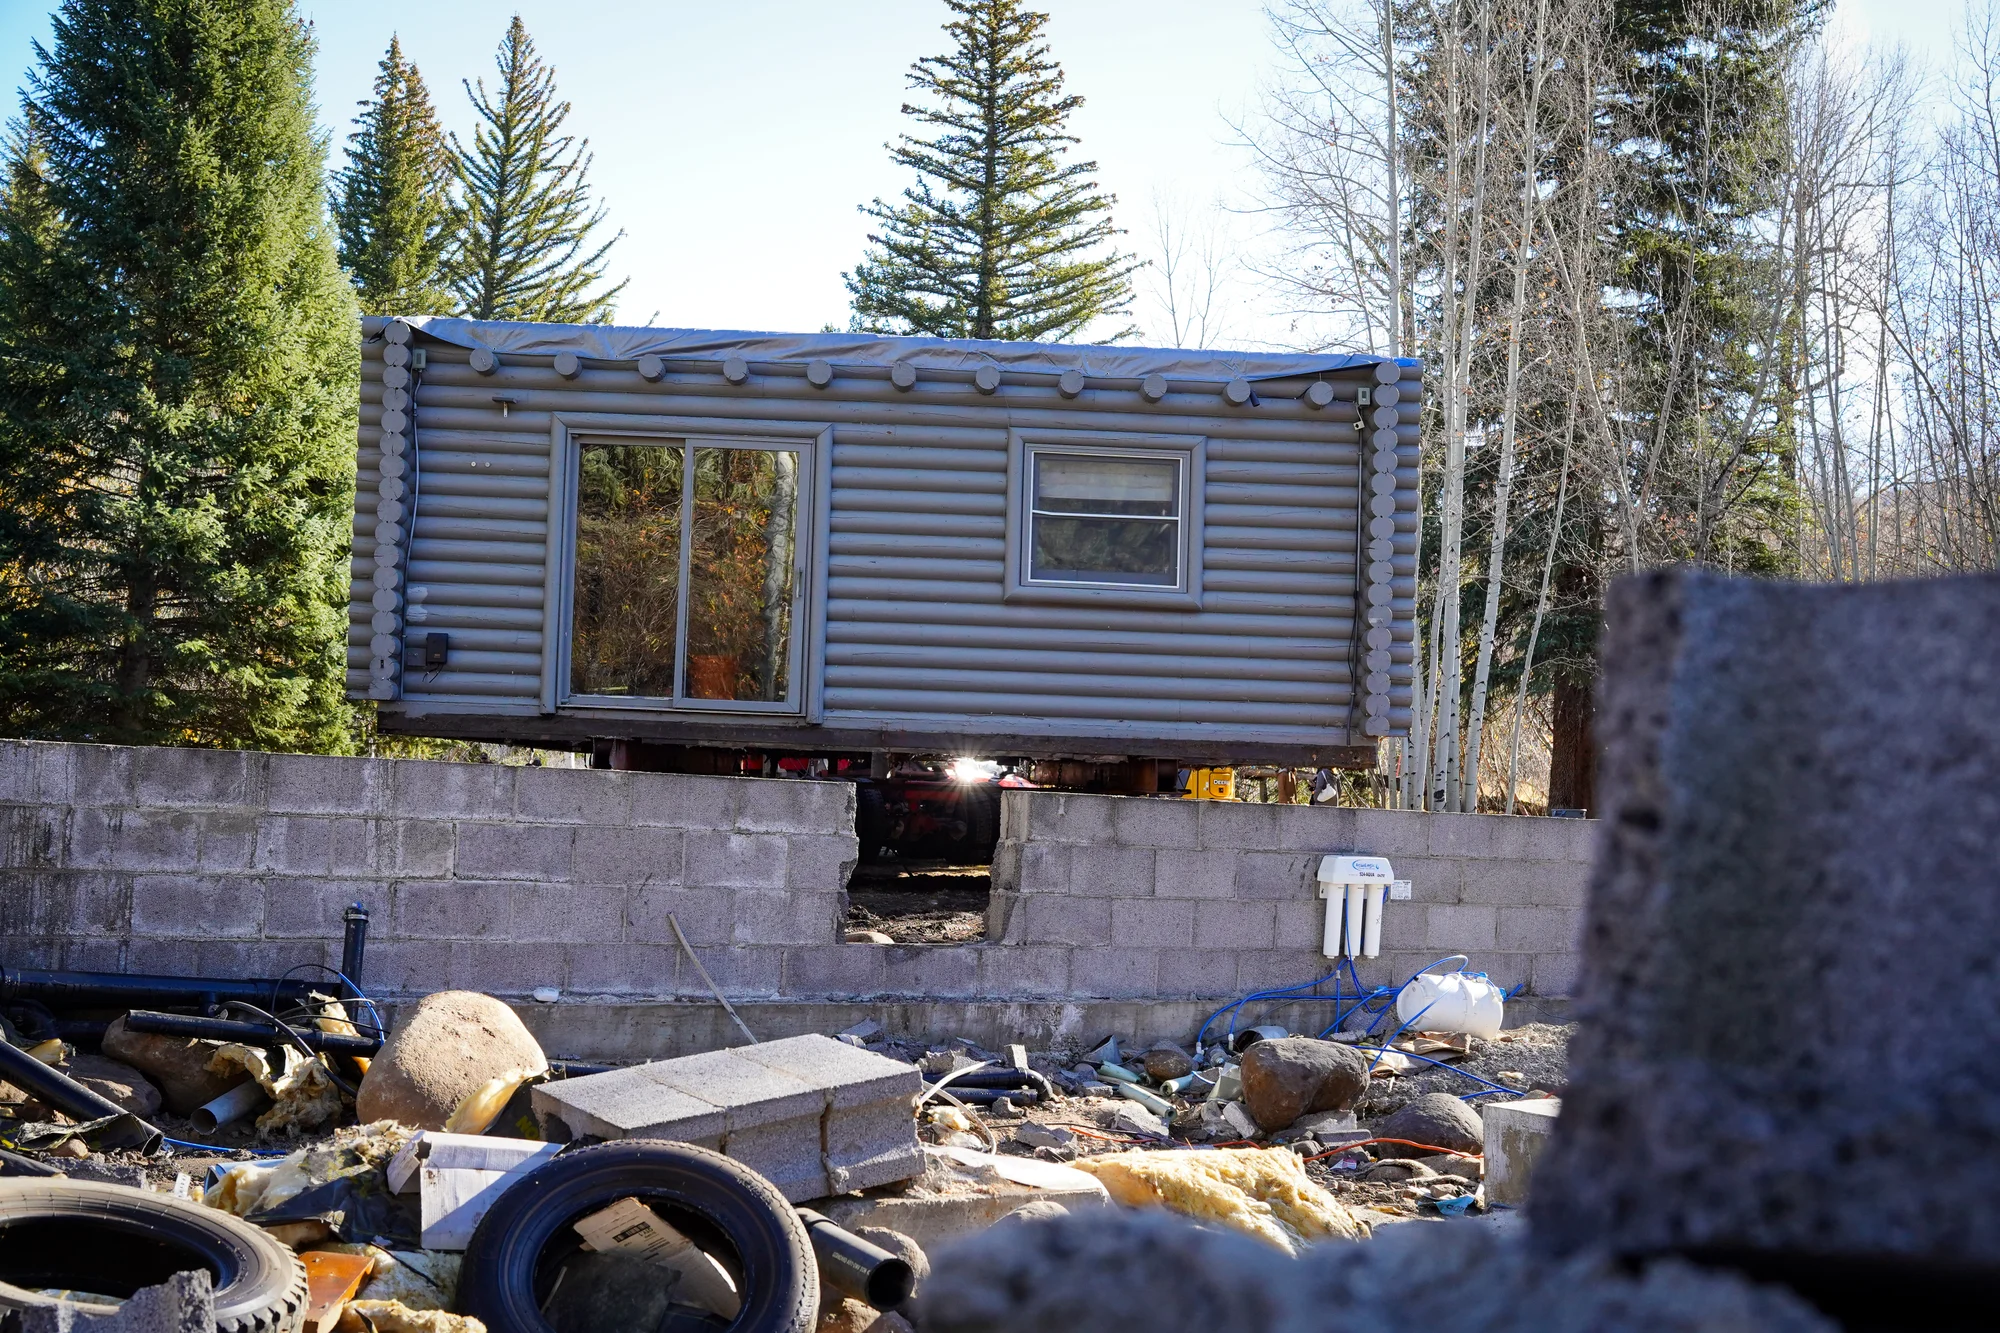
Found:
<box><xmin>461</xmin><ymin>1139</ymin><xmax>819</xmax><ymax>1333</ymax></box>
<box><xmin>0</xmin><ymin>1179</ymin><xmax>307</xmax><ymax>1333</ymax></box>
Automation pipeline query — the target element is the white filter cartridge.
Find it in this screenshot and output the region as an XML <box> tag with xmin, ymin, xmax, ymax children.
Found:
<box><xmin>1361</xmin><ymin>883</ymin><xmax>1386</xmax><ymax>958</ymax></box>
<box><xmin>1344</xmin><ymin>883</ymin><xmax>1366</xmax><ymax>957</ymax></box>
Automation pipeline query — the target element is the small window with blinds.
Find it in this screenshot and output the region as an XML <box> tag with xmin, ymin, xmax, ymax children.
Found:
<box><xmin>1006</xmin><ymin>431</ymin><xmax>1203</xmax><ymax>608</ymax></box>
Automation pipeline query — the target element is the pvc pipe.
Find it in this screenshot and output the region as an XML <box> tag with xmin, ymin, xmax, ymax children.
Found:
<box><xmin>1344</xmin><ymin>884</ymin><xmax>1367</xmax><ymax>958</ymax></box>
<box><xmin>0</xmin><ymin>967</ymin><xmax>319</xmax><ymax>1008</ymax></box>
<box><xmin>0</xmin><ymin>1039</ymin><xmax>161</xmax><ymax>1154</ymax></box>
<box><xmin>123</xmin><ymin>1010</ymin><xmax>379</xmax><ymax>1057</ymax></box>
<box><xmin>190</xmin><ymin>1081</ymin><xmax>270</xmax><ymax>1135</ymax></box>
<box><xmin>1362</xmin><ymin>883</ymin><xmax>1387</xmax><ymax>958</ymax></box>
<box><xmin>796</xmin><ymin>1210</ymin><xmax>916</xmax><ymax>1311</ymax></box>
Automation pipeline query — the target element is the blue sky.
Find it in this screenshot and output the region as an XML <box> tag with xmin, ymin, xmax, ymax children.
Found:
<box><xmin>0</xmin><ymin>1</ymin><xmax>1964</xmax><ymax>348</ymax></box>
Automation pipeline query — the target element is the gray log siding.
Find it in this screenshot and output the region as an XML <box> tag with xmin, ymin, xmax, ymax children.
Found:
<box><xmin>350</xmin><ymin>323</ymin><xmax>1421</xmax><ymax>753</ymax></box>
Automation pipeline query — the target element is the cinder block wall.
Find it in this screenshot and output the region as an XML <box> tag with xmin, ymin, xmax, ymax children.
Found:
<box><xmin>989</xmin><ymin>791</ymin><xmax>1594</xmax><ymax>998</ymax></box>
<box><xmin>1</xmin><ymin>741</ymin><xmax>1594</xmax><ymax>1005</ymax></box>
<box><xmin>0</xmin><ymin>740</ymin><xmax>856</xmax><ymax>999</ymax></box>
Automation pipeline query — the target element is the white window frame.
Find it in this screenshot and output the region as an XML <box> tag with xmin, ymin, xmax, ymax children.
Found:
<box><xmin>1003</xmin><ymin>428</ymin><xmax>1205</xmax><ymax>610</ymax></box>
<box><xmin>544</xmin><ymin>414</ymin><xmax>831</xmax><ymax>720</ymax></box>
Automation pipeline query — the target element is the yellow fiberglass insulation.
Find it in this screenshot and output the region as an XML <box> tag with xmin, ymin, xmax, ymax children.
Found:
<box><xmin>1072</xmin><ymin>1147</ymin><xmax>1369</xmax><ymax>1254</ymax></box>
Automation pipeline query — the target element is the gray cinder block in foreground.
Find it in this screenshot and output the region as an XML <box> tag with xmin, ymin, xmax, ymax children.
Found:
<box><xmin>1530</xmin><ymin>570</ymin><xmax>2000</xmax><ymax>1277</ymax></box>
<box><xmin>531</xmin><ymin>1033</ymin><xmax>922</xmax><ymax>1201</ymax></box>
<box><xmin>1481</xmin><ymin>1097</ymin><xmax>1559</xmax><ymax>1208</ymax></box>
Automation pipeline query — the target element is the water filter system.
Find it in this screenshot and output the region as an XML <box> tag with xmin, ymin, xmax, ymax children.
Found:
<box><xmin>1317</xmin><ymin>855</ymin><xmax>1394</xmax><ymax>959</ymax></box>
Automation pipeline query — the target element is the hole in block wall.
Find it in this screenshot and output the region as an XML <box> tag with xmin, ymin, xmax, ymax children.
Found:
<box><xmin>845</xmin><ymin>861</ymin><xmax>990</xmax><ymax>944</ymax></box>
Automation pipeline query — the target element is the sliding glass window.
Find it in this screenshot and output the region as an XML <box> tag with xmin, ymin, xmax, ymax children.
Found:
<box><xmin>568</xmin><ymin>437</ymin><xmax>804</xmax><ymax>712</ymax></box>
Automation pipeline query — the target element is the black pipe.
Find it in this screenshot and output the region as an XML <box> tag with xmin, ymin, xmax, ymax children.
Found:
<box><xmin>122</xmin><ymin>1009</ymin><xmax>381</xmax><ymax>1056</ymax></box>
<box><xmin>341</xmin><ymin>903</ymin><xmax>369</xmax><ymax>989</ymax></box>
<box><xmin>0</xmin><ymin>1147</ymin><xmax>64</xmax><ymax>1178</ymax></box>
<box><xmin>923</xmin><ymin>1087</ymin><xmax>1039</xmax><ymax>1107</ymax></box>
<box><xmin>0</xmin><ymin>967</ymin><xmax>319</xmax><ymax>1010</ymax></box>
<box><xmin>795</xmin><ymin>1209</ymin><xmax>915</xmax><ymax>1311</ymax></box>
<box><xmin>924</xmin><ymin>1067</ymin><xmax>1057</xmax><ymax>1100</ymax></box>
<box><xmin>0</xmin><ymin>1039</ymin><xmax>161</xmax><ymax>1154</ymax></box>
<box><xmin>547</xmin><ymin>1059</ymin><xmax>614</xmax><ymax>1078</ymax></box>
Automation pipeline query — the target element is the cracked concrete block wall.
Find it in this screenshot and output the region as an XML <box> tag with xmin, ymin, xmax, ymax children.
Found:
<box><xmin>1531</xmin><ymin>570</ymin><xmax>2000</xmax><ymax>1278</ymax></box>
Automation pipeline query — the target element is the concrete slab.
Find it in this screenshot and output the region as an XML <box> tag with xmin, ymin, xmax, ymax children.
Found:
<box><xmin>814</xmin><ymin>1146</ymin><xmax>1111</xmax><ymax>1251</ymax></box>
<box><xmin>1481</xmin><ymin>1097</ymin><xmax>1559</xmax><ymax>1207</ymax></box>
<box><xmin>533</xmin><ymin>1034</ymin><xmax>922</xmax><ymax>1202</ymax></box>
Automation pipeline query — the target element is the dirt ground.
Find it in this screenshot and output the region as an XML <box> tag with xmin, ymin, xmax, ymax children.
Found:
<box><xmin>845</xmin><ymin>862</ymin><xmax>990</xmax><ymax>943</ymax></box>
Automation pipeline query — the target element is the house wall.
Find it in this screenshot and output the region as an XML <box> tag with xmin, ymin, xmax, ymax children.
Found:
<box><xmin>1</xmin><ymin>741</ymin><xmax>1592</xmax><ymax>1018</ymax></box>
<box><xmin>352</xmin><ymin>318</ymin><xmax>1422</xmax><ymax>756</ymax></box>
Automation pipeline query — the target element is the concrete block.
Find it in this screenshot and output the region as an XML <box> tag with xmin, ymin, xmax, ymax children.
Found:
<box><xmin>628</xmin><ymin>884</ymin><xmax>733</xmax><ymax>945</ymax></box>
<box><xmin>977</xmin><ymin>944</ymin><xmax>1069</xmax><ymax>998</ymax></box>
<box><xmin>737</xmin><ymin>776</ymin><xmax>848</xmax><ymax>834</ymax></box>
<box><xmin>1072</xmin><ymin>947</ymin><xmax>1157</xmax><ymax>999</ymax></box>
<box><xmin>1270</xmin><ymin>803</ymin><xmax>1358</xmax><ymax>851</ymax></box>
<box><xmin>1014</xmin><ymin>895</ymin><xmax>1110</xmax><ymax>947</ymax></box>
<box><xmin>533</xmin><ymin>1035</ymin><xmax>921</xmax><ymax>1201</ymax></box>
<box><xmin>1530</xmin><ymin>951</ymin><xmax>1579</xmax><ymax>997</ymax></box>
<box><xmin>508</xmin><ymin>884</ymin><xmax>627</xmax><ymax>944</ymax></box>
<box><xmin>1110</xmin><ymin>795</ymin><xmax>1200</xmax><ymax>849</ymax></box>
<box><xmin>450</xmin><ymin>941</ymin><xmax>570</xmax><ymax>993</ymax></box>
<box><xmin>683</xmin><ymin>945</ymin><xmax>783</xmax><ymax>997</ymax></box>
<box><xmin>1483</xmin><ymin>1097</ymin><xmax>1561</xmax><ymax>1207</ymax></box>
<box><xmin>784</xmin><ymin>943</ymin><xmax>886</xmax><ymax>997</ymax></box>
<box><xmin>352</xmin><ymin>940</ymin><xmax>461</xmax><ymax>995</ymax></box>
<box><xmin>1012</xmin><ymin>842</ymin><xmax>1071</xmax><ymax>895</ymax></box>
<box><xmin>1348</xmin><ymin>807</ymin><xmax>1434</xmax><ymax>856</ymax></box>
<box><xmin>253</xmin><ymin>815</ymin><xmax>334</xmax><ymax>875</ymax></box>
<box><xmin>1460</xmin><ymin>858</ymin><xmax>1554</xmax><ymax>907</ymax></box>
<box><xmin>1150</xmin><ymin>848</ymin><xmax>1240</xmax><ymax>900</ymax></box>
<box><xmin>391</xmin><ymin>819</ymin><xmax>455</xmax><ymax>877</ymax></box>
<box><xmin>0</xmin><ymin>740</ymin><xmax>73</xmax><ymax>805</ymax></box>
<box><xmin>326</xmin><ymin>817</ymin><xmax>385</xmax><ymax>877</ymax></box>
<box><xmin>1273</xmin><ymin>898</ymin><xmax>1326</xmax><ymax>952</ymax></box>
<box><xmin>514</xmin><ymin>766</ymin><xmax>631</xmax><ymax>825</ymax></box>
<box><xmin>1495</xmin><ymin>906</ymin><xmax>1580</xmax><ymax>954</ymax></box>
<box><xmin>1191</xmin><ymin>898</ymin><xmax>1276</xmax><ymax>951</ymax></box>
<box><xmin>129</xmin><ymin>874</ymin><xmax>260</xmax><ymax>937</ymax></box>
<box><xmin>572</xmin><ymin>824</ymin><xmax>685</xmax><ymax>886</ymax></box>
<box><xmin>629</xmin><ymin>773</ymin><xmax>739</xmax><ymax>829</ymax></box>
<box><xmin>17</xmin><ymin>872</ymin><xmax>127</xmax><ymax>937</ymax></box>
<box><xmin>1377</xmin><ymin>900</ymin><xmax>1428</xmax><ymax>951</ymax></box>
<box><xmin>1156</xmin><ymin>947</ymin><xmax>1239</xmax><ymax>1000</ymax></box>
<box><xmin>108</xmin><ymin>811</ymin><xmax>201</xmax><ymax>872</ymax></box>
<box><xmin>193</xmin><ymin>812</ymin><xmax>259</xmax><ymax>872</ymax></box>
<box><xmin>68</xmin><ymin>743</ymin><xmax>134</xmax><ymax>807</ymax></box>
<box><xmin>1233</xmin><ymin>851</ymin><xmax>1313</xmax><ymax>900</ymax></box>
<box><xmin>1236</xmin><ymin>948</ymin><xmax>1327</xmax><ymax>993</ymax></box>
<box><xmin>731</xmin><ymin>889</ymin><xmax>839</xmax><ymax>945</ymax></box>
<box><xmin>1111</xmin><ymin>897</ymin><xmax>1195</xmax><ymax>948</ymax></box>
<box><xmin>2</xmin><ymin>805</ymin><xmax>65</xmax><ymax>869</ymax></box>
<box><xmin>454</xmin><ymin>821</ymin><xmax>574</xmax><ymax>881</ymax></box>
<box><xmin>1038</xmin><ymin>793</ymin><xmax>1116</xmax><ymax>844</ymax></box>
<box><xmin>391</xmin><ymin>761</ymin><xmax>515</xmax><ymax>821</ymax></box>
<box><xmin>1392</xmin><ymin>856</ymin><xmax>1463</xmax><ymax>904</ymax></box>
<box><xmin>1425</xmin><ymin>812</ymin><xmax>1498</xmax><ymax>857</ymax></box>
<box><xmin>263</xmin><ymin>878</ymin><xmax>389</xmax><ymax>940</ymax></box>
<box><xmin>785</xmin><ymin>833</ymin><xmax>859</xmax><ymax>890</ymax></box>
<box><xmin>685</xmin><ymin>831</ymin><xmax>787</xmax><ymax>889</ymax></box>
<box><xmin>1424</xmin><ymin>903</ymin><xmax>1496</xmax><ymax>951</ymax></box>
<box><xmin>1531</xmin><ymin>570</ymin><xmax>2000</xmax><ymax>1274</ymax></box>
<box><xmin>879</xmin><ymin>945</ymin><xmax>979</xmax><ymax>998</ymax></box>
<box><xmin>131</xmin><ymin>745</ymin><xmax>255</xmax><ymax>809</ymax></box>
<box><xmin>1064</xmin><ymin>844</ymin><xmax>1156</xmax><ymax>898</ymax></box>
<box><xmin>265</xmin><ymin>752</ymin><xmax>390</xmax><ymax>816</ymax></box>
<box><xmin>1197</xmin><ymin>799</ymin><xmax>1281</xmax><ymax>851</ymax></box>
<box><xmin>61</xmin><ymin>808</ymin><xmax>116</xmax><ymax>869</ymax></box>
<box><xmin>987</xmin><ymin>840</ymin><xmax>1021</xmax><ymax>893</ymax></box>
<box><xmin>567</xmin><ymin>943</ymin><xmax>678</xmax><ymax>995</ymax></box>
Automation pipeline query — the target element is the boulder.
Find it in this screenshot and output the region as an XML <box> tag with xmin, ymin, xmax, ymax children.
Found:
<box><xmin>1237</xmin><ymin>1037</ymin><xmax>1371</xmax><ymax>1134</ymax></box>
<box><xmin>102</xmin><ymin>1017</ymin><xmax>245</xmax><ymax>1114</ymax></box>
<box><xmin>356</xmin><ymin>990</ymin><xmax>546</xmax><ymax>1131</ymax></box>
<box><xmin>63</xmin><ymin>1053</ymin><xmax>163</xmax><ymax>1118</ymax></box>
<box><xmin>1374</xmin><ymin>1092</ymin><xmax>1483</xmax><ymax>1157</ymax></box>
<box><xmin>1141</xmin><ymin>1044</ymin><xmax>1193</xmax><ymax>1082</ymax></box>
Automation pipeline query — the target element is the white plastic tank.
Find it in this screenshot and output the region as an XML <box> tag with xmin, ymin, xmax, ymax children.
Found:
<box><xmin>1395</xmin><ymin>956</ymin><xmax>1506</xmax><ymax>1039</ymax></box>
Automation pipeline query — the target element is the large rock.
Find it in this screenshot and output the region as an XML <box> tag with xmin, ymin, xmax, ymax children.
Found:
<box><xmin>1528</xmin><ymin>572</ymin><xmax>2000</xmax><ymax>1297</ymax></box>
<box><xmin>102</xmin><ymin>1018</ymin><xmax>244</xmax><ymax>1115</ymax></box>
<box><xmin>1238</xmin><ymin>1038</ymin><xmax>1370</xmax><ymax>1134</ymax></box>
<box><xmin>1372</xmin><ymin>1093</ymin><xmax>1481</xmax><ymax>1157</ymax></box>
<box><xmin>357</xmin><ymin>990</ymin><xmax>546</xmax><ymax>1131</ymax></box>
<box><xmin>1141</xmin><ymin>1044</ymin><xmax>1192</xmax><ymax>1082</ymax></box>
<box><xmin>63</xmin><ymin>1053</ymin><xmax>163</xmax><ymax>1118</ymax></box>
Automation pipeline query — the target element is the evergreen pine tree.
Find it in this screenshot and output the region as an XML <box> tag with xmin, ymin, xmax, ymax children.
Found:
<box><xmin>334</xmin><ymin>37</ymin><xmax>455</xmax><ymax>315</ymax></box>
<box><xmin>448</xmin><ymin>16</ymin><xmax>625</xmax><ymax>323</ymax></box>
<box><xmin>845</xmin><ymin>0</ymin><xmax>1137</xmax><ymax>341</ymax></box>
<box><xmin>0</xmin><ymin>0</ymin><xmax>358</xmax><ymax>751</ymax></box>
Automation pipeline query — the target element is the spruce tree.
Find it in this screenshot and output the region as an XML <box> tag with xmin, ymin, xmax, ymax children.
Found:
<box><xmin>0</xmin><ymin>0</ymin><xmax>358</xmax><ymax>751</ymax></box>
<box><xmin>448</xmin><ymin>16</ymin><xmax>625</xmax><ymax>323</ymax></box>
<box><xmin>334</xmin><ymin>37</ymin><xmax>455</xmax><ymax>315</ymax></box>
<box><xmin>846</xmin><ymin>0</ymin><xmax>1136</xmax><ymax>341</ymax></box>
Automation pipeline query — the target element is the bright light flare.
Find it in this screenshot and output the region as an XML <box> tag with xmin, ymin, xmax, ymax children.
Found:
<box><xmin>949</xmin><ymin>756</ymin><xmax>999</xmax><ymax>783</ymax></box>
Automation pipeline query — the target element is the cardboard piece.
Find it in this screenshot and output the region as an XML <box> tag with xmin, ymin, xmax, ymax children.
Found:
<box><xmin>573</xmin><ymin>1197</ymin><xmax>742</xmax><ymax>1318</ymax></box>
<box><xmin>300</xmin><ymin>1250</ymin><xmax>373</xmax><ymax>1333</ymax></box>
